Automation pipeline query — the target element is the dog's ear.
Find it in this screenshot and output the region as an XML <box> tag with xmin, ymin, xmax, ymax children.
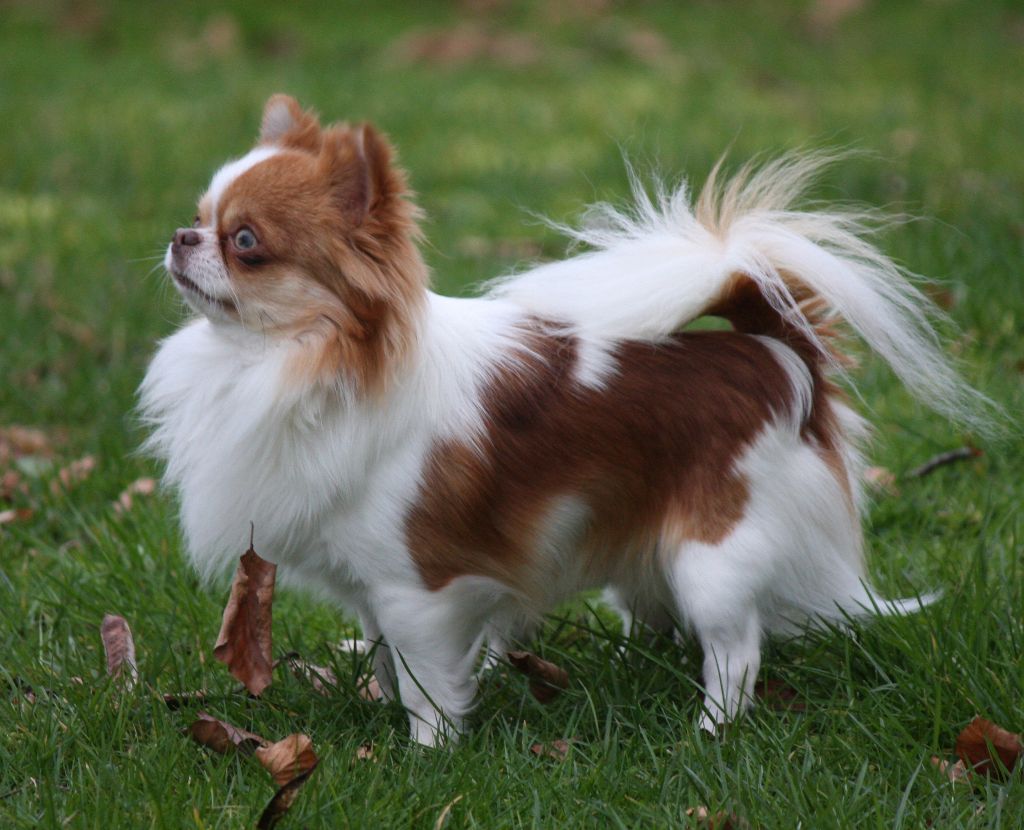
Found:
<box><xmin>318</xmin><ymin>123</ymin><xmax>397</xmax><ymax>227</ymax></box>
<box><xmin>259</xmin><ymin>94</ymin><xmax>321</xmax><ymax>150</ymax></box>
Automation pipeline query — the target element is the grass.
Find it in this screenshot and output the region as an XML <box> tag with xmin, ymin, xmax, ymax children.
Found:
<box><xmin>1</xmin><ymin>0</ymin><xmax>1022</xmax><ymax>827</ymax></box>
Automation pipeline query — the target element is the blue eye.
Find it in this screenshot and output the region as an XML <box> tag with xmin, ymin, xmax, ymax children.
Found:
<box><xmin>234</xmin><ymin>228</ymin><xmax>258</xmax><ymax>250</ymax></box>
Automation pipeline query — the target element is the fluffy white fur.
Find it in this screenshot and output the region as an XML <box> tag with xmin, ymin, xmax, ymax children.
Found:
<box><xmin>142</xmin><ymin>153</ymin><xmax>971</xmax><ymax>745</ymax></box>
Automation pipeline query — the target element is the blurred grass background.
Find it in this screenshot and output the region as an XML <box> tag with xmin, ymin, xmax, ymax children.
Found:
<box><xmin>1</xmin><ymin>1</ymin><xmax>1022</xmax><ymax>827</ymax></box>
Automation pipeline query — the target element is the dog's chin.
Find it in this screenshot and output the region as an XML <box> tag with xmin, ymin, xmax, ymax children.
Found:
<box><xmin>170</xmin><ymin>270</ymin><xmax>238</xmax><ymax>319</ymax></box>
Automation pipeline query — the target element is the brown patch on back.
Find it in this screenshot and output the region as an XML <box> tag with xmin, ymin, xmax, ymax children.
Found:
<box><xmin>709</xmin><ymin>273</ymin><xmax>854</xmax><ymax>499</ymax></box>
<box><xmin>406</xmin><ymin>327</ymin><xmax>798</xmax><ymax>594</ymax></box>
<box><xmin>211</xmin><ymin>106</ymin><xmax>428</xmax><ymax>393</ymax></box>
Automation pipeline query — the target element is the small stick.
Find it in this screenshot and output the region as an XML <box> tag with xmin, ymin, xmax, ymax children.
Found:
<box><xmin>907</xmin><ymin>447</ymin><xmax>982</xmax><ymax>479</ymax></box>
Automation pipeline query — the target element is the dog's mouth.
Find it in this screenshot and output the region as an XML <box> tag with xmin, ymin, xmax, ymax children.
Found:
<box><xmin>171</xmin><ymin>271</ymin><xmax>237</xmax><ymax>314</ymax></box>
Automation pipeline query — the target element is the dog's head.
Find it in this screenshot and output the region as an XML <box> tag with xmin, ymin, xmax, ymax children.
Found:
<box><xmin>165</xmin><ymin>95</ymin><xmax>427</xmax><ymax>388</ymax></box>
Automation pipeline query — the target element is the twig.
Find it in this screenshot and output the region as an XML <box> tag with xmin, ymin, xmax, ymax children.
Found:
<box><xmin>907</xmin><ymin>447</ymin><xmax>982</xmax><ymax>479</ymax></box>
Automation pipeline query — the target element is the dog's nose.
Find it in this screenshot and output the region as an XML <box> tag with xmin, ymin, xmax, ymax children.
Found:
<box><xmin>174</xmin><ymin>228</ymin><xmax>201</xmax><ymax>247</ymax></box>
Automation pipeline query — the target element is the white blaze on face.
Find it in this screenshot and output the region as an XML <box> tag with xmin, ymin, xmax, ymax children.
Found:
<box><xmin>166</xmin><ymin>146</ymin><xmax>282</xmax><ymax>318</ymax></box>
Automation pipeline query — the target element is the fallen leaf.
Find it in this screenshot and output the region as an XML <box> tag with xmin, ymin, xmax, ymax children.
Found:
<box><xmin>685</xmin><ymin>806</ymin><xmax>749</xmax><ymax>829</ymax></box>
<box><xmin>50</xmin><ymin>455</ymin><xmax>96</xmax><ymax>494</ymax></box>
<box><xmin>187</xmin><ymin>712</ymin><xmax>266</xmax><ymax>755</ymax></box>
<box><xmin>529</xmin><ymin>738</ymin><xmax>574</xmax><ymax>760</ymax></box>
<box><xmin>864</xmin><ymin>466</ymin><xmax>899</xmax><ymax>495</ymax></box>
<box><xmin>930</xmin><ymin>755</ymin><xmax>971</xmax><ymax>784</ymax></box>
<box><xmin>213</xmin><ymin>536</ymin><xmax>277</xmax><ymax>696</ymax></box>
<box><xmin>113</xmin><ymin>477</ymin><xmax>156</xmax><ymax>514</ymax></box>
<box><xmin>805</xmin><ymin>0</ymin><xmax>865</xmax><ymax>38</ymax></box>
<box><xmin>255</xmin><ymin>733</ymin><xmax>319</xmax><ymax>786</ymax></box>
<box><xmin>0</xmin><ymin>426</ymin><xmax>52</xmax><ymax>462</ymax></box>
<box><xmin>277</xmin><ymin>654</ymin><xmax>338</xmax><ymax>696</ymax></box>
<box><xmin>256</xmin><ymin>766</ymin><xmax>317</xmax><ymax>830</ymax></box>
<box><xmin>100</xmin><ymin>614</ymin><xmax>138</xmax><ymax>688</ymax></box>
<box><xmin>358</xmin><ymin>674</ymin><xmax>383</xmax><ymax>702</ymax></box>
<box><xmin>162</xmin><ymin>690</ymin><xmax>208</xmax><ymax>710</ymax></box>
<box><xmin>0</xmin><ymin>507</ymin><xmax>34</xmax><ymax>525</ymax></box>
<box><xmin>387</xmin><ymin>24</ymin><xmax>540</xmax><ymax>68</ymax></box>
<box><xmin>754</xmin><ymin>679</ymin><xmax>807</xmax><ymax>712</ymax></box>
<box><xmin>355</xmin><ymin>742</ymin><xmax>375</xmax><ymax>761</ymax></box>
<box><xmin>1</xmin><ymin>470</ymin><xmax>25</xmax><ymax>501</ymax></box>
<box><xmin>955</xmin><ymin>716</ymin><xmax>1022</xmax><ymax>778</ymax></box>
<box><xmin>507</xmin><ymin>650</ymin><xmax>569</xmax><ymax>703</ymax></box>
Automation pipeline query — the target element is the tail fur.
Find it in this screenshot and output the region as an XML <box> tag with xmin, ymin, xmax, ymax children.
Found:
<box><xmin>489</xmin><ymin>153</ymin><xmax>994</xmax><ymax>433</ymax></box>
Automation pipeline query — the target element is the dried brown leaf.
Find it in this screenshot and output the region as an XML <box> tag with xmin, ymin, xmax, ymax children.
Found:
<box><xmin>956</xmin><ymin>716</ymin><xmax>1022</xmax><ymax>778</ymax></box>
<box><xmin>755</xmin><ymin>679</ymin><xmax>807</xmax><ymax>712</ymax></box>
<box><xmin>358</xmin><ymin>674</ymin><xmax>383</xmax><ymax>702</ymax></box>
<box><xmin>254</xmin><ymin>733</ymin><xmax>319</xmax><ymax>786</ymax></box>
<box><xmin>0</xmin><ymin>425</ymin><xmax>52</xmax><ymax>461</ymax></box>
<box><xmin>278</xmin><ymin>655</ymin><xmax>338</xmax><ymax>696</ymax></box>
<box><xmin>0</xmin><ymin>507</ymin><xmax>34</xmax><ymax>525</ymax></box>
<box><xmin>213</xmin><ymin>541</ymin><xmax>277</xmax><ymax>696</ymax></box>
<box><xmin>864</xmin><ymin>466</ymin><xmax>899</xmax><ymax>495</ymax></box>
<box><xmin>256</xmin><ymin>766</ymin><xmax>317</xmax><ymax>830</ymax></box>
<box><xmin>113</xmin><ymin>477</ymin><xmax>156</xmax><ymax>514</ymax></box>
<box><xmin>930</xmin><ymin>755</ymin><xmax>971</xmax><ymax>784</ymax></box>
<box><xmin>1</xmin><ymin>470</ymin><xmax>26</xmax><ymax>501</ymax></box>
<box><xmin>187</xmin><ymin>712</ymin><xmax>266</xmax><ymax>755</ymax></box>
<box><xmin>162</xmin><ymin>690</ymin><xmax>208</xmax><ymax>710</ymax></box>
<box><xmin>100</xmin><ymin>614</ymin><xmax>138</xmax><ymax>688</ymax></box>
<box><xmin>387</xmin><ymin>24</ymin><xmax>540</xmax><ymax>68</ymax></box>
<box><xmin>50</xmin><ymin>455</ymin><xmax>96</xmax><ymax>494</ymax></box>
<box><xmin>508</xmin><ymin>650</ymin><xmax>569</xmax><ymax>703</ymax></box>
<box><xmin>685</xmin><ymin>806</ymin><xmax>749</xmax><ymax>829</ymax></box>
<box><xmin>529</xmin><ymin>738</ymin><xmax>574</xmax><ymax>760</ymax></box>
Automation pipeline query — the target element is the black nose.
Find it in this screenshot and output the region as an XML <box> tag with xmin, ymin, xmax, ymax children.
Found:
<box><xmin>174</xmin><ymin>228</ymin><xmax>201</xmax><ymax>247</ymax></box>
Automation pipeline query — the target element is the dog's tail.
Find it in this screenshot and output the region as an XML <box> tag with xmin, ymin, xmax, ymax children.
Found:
<box><xmin>489</xmin><ymin>153</ymin><xmax>993</xmax><ymax>432</ymax></box>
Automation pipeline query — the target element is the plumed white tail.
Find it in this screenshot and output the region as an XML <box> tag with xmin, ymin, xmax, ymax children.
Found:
<box><xmin>489</xmin><ymin>153</ymin><xmax>993</xmax><ymax>432</ymax></box>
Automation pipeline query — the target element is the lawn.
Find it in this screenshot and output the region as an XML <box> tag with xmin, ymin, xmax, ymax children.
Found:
<box><xmin>1</xmin><ymin>0</ymin><xmax>1022</xmax><ymax>827</ymax></box>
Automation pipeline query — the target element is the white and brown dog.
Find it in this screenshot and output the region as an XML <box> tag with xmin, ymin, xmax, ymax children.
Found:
<box><xmin>142</xmin><ymin>95</ymin><xmax>984</xmax><ymax>745</ymax></box>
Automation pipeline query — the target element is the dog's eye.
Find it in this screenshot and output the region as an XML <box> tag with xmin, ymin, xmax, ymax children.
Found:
<box><xmin>192</xmin><ymin>215</ymin><xmax>201</xmax><ymax>228</ymax></box>
<box><xmin>233</xmin><ymin>228</ymin><xmax>258</xmax><ymax>251</ymax></box>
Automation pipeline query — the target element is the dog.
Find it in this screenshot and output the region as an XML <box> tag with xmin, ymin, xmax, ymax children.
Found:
<box><xmin>141</xmin><ymin>95</ymin><xmax>985</xmax><ymax>745</ymax></box>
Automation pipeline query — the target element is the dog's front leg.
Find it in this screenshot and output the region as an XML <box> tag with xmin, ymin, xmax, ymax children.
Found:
<box><xmin>371</xmin><ymin>585</ymin><xmax>484</xmax><ymax>747</ymax></box>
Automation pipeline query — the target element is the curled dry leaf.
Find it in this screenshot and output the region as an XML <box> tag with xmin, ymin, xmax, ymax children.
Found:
<box><xmin>864</xmin><ymin>466</ymin><xmax>898</xmax><ymax>495</ymax></box>
<box><xmin>0</xmin><ymin>425</ymin><xmax>52</xmax><ymax>463</ymax></box>
<box><xmin>358</xmin><ymin>674</ymin><xmax>383</xmax><ymax>702</ymax></box>
<box><xmin>255</xmin><ymin>733</ymin><xmax>320</xmax><ymax>786</ymax></box>
<box><xmin>278</xmin><ymin>654</ymin><xmax>338</xmax><ymax>696</ymax></box>
<box><xmin>755</xmin><ymin>679</ymin><xmax>806</xmax><ymax>712</ymax></box>
<box><xmin>685</xmin><ymin>806</ymin><xmax>749</xmax><ymax>829</ymax></box>
<box><xmin>257</xmin><ymin>766</ymin><xmax>318</xmax><ymax>830</ymax></box>
<box><xmin>187</xmin><ymin>711</ymin><xmax>266</xmax><ymax>755</ymax></box>
<box><xmin>529</xmin><ymin>738</ymin><xmax>574</xmax><ymax>761</ymax></box>
<box><xmin>100</xmin><ymin>614</ymin><xmax>138</xmax><ymax>688</ymax></box>
<box><xmin>507</xmin><ymin>650</ymin><xmax>569</xmax><ymax>703</ymax></box>
<box><xmin>162</xmin><ymin>690</ymin><xmax>208</xmax><ymax>710</ymax></box>
<box><xmin>930</xmin><ymin>755</ymin><xmax>971</xmax><ymax>784</ymax></box>
<box><xmin>213</xmin><ymin>541</ymin><xmax>277</xmax><ymax>696</ymax></box>
<box><xmin>50</xmin><ymin>455</ymin><xmax>96</xmax><ymax>494</ymax></box>
<box><xmin>0</xmin><ymin>507</ymin><xmax>34</xmax><ymax>526</ymax></box>
<box><xmin>113</xmin><ymin>477</ymin><xmax>156</xmax><ymax>514</ymax></box>
<box><xmin>955</xmin><ymin>716</ymin><xmax>1022</xmax><ymax>777</ymax></box>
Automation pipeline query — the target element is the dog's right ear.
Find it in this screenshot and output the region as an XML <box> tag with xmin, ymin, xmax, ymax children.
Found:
<box><xmin>259</xmin><ymin>94</ymin><xmax>321</xmax><ymax>150</ymax></box>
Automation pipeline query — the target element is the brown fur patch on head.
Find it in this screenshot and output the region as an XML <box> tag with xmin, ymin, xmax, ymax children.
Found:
<box><xmin>406</xmin><ymin>326</ymin><xmax>802</xmax><ymax>595</ymax></box>
<box><xmin>210</xmin><ymin>98</ymin><xmax>428</xmax><ymax>392</ymax></box>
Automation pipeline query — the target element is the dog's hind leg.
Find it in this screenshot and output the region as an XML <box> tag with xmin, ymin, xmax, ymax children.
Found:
<box><xmin>667</xmin><ymin>536</ymin><xmax>765</xmax><ymax>733</ymax></box>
